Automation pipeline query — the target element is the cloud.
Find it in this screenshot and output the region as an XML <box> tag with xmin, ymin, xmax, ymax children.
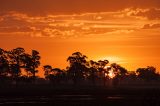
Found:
<box><xmin>0</xmin><ymin>12</ymin><xmax>29</xmax><ymax>27</ymax></box>
<box><xmin>0</xmin><ymin>0</ymin><xmax>160</xmax><ymax>15</ymax></box>
<box><xmin>1</xmin><ymin>8</ymin><xmax>159</xmax><ymax>39</ymax></box>
<box><xmin>0</xmin><ymin>27</ymin><xmax>33</xmax><ymax>33</ymax></box>
<box><xmin>131</xmin><ymin>8</ymin><xmax>160</xmax><ymax>20</ymax></box>
<box><xmin>107</xmin><ymin>30</ymin><xmax>134</xmax><ymax>35</ymax></box>
<box><xmin>142</xmin><ymin>24</ymin><xmax>160</xmax><ymax>29</ymax></box>
<box><xmin>0</xmin><ymin>11</ymin><xmax>137</xmax><ymax>38</ymax></box>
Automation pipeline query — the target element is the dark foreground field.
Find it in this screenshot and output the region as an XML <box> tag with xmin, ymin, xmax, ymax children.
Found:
<box><xmin>0</xmin><ymin>85</ymin><xmax>160</xmax><ymax>106</ymax></box>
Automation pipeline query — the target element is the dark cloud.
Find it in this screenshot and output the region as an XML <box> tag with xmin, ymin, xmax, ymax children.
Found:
<box><xmin>0</xmin><ymin>12</ymin><xmax>29</xmax><ymax>27</ymax></box>
<box><xmin>0</xmin><ymin>17</ymin><xmax>28</xmax><ymax>27</ymax></box>
<box><xmin>132</xmin><ymin>8</ymin><xmax>160</xmax><ymax>20</ymax></box>
<box><xmin>0</xmin><ymin>12</ymin><xmax>33</xmax><ymax>33</ymax></box>
<box><xmin>142</xmin><ymin>24</ymin><xmax>160</xmax><ymax>29</ymax></box>
<box><xmin>0</xmin><ymin>0</ymin><xmax>160</xmax><ymax>16</ymax></box>
<box><xmin>0</xmin><ymin>27</ymin><xmax>33</xmax><ymax>33</ymax></box>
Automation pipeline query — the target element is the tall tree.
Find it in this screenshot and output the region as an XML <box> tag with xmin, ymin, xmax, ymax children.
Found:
<box><xmin>23</xmin><ymin>50</ymin><xmax>40</xmax><ymax>78</ymax></box>
<box><xmin>110</xmin><ymin>63</ymin><xmax>127</xmax><ymax>77</ymax></box>
<box><xmin>97</xmin><ymin>60</ymin><xmax>109</xmax><ymax>86</ymax></box>
<box><xmin>67</xmin><ymin>52</ymin><xmax>88</xmax><ymax>85</ymax></box>
<box><xmin>8</xmin><ymin>47</ymin><xmax>25</xmax><ymax>79</ymax></box>
<box><xmin>110</xmin><ymin>63</ymin><xmax>128</xmax><ymax>86</ymax></box>
<box><xmin>88</xmin><ymin>60</ymin><xmax>98</xmax><ymax>85</ymax></box>
<box><xmin>0</xmin><ymin>48</ymin><xmax>9</xmax><ymax>77</ymax></box>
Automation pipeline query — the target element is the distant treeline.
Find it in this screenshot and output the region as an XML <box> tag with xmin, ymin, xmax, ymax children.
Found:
<box><xmin>0</xmin><ymin>47</ymin><xmax>160</xmax><ymax>86</ymax></box>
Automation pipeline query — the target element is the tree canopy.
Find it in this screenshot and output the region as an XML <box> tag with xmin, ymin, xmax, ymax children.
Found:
<box><xmin>0</xmin><ymin>48</ymin><xmax>160</xmax><ymax>87</ymax></box>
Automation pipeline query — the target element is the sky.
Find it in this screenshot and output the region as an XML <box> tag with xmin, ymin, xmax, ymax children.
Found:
<box><xmin>0</xmin><ymin>0</ymin><xmax>160</xmax><ymax>76</ymax></box>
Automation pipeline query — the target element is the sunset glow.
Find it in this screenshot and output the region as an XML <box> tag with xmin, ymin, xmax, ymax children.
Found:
<box><xmin>108</xmin><ymin>70</ymin><xmax>115</xmax><ymax>79</ymax></box>
<box><xmin>104</xmin><ymin>66</ymin><xmax>115</xmax><ymax>79</ymax></box>
<box><xmin>96</xmin><ymin>56</ymin><xmax>123</xmax><ymax>64</ymax></box>
<box><xmin>0</xmin><ymin>0</ymin><xmax>160</xmax><ymax>77</ymax></box>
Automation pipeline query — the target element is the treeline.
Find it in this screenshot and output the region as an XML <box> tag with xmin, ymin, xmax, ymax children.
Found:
<box><xmin>0</xmin><ymin>47</ymin><xmax>40</xmax><ymax>83</ymax></box>
<box><xmin>0</xmin><ymin>47</ymin><xmax>160</xmax><ymax>86</ymax></box>
<box><xmin>44</xmin><ymin>52</ymin><xmax>160</xmax><ymax>86</ymax></box>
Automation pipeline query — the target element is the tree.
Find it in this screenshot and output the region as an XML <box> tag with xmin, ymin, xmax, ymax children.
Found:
<box><xmin>31</xmin><ymin>50</ymin><xmax>40</xmax><ymax>78</ymax></box>
<box><xmin>110</xmin><ymin>63</ymin><xmax>128</xmax><ymax>86</ymax></box>
<box><xmin>87</xmin><ymin>60</ymin><xmax>109</xmax><ymax>86</ymax></box>
<box><xmin>43</xmin><ymin>65</ymin><xmax>65</xmax><ymax>84</ymax></box>
<box><xmin>0</xmin><ymin>48</ymin><xmax>9</xmax><ymax>78</ymax></box>
<box><xmin>98</xmin><ymin>60</ymin><xmax>109</xmax><ymax>69</ymax></box>
<box><xmin>136</xmin><ymin>66</ymin><xmax>159</xmax><ymax>81</ymax></box>
<box><xmin>52</xmin><ymin>68</ymin><xmax>64</xmax><ymax>84</ymax></box>
<box><xmin>88</xmin><ymin>60</ymin><xmax>98</xmax><ymax>85</ymax></box>
<box><xmin>43</xmin><ymin>65</ymin><xmax>52</xmax><ymax>79</ymax></box>
<box><xmin>0</xmin><ymin>47</ymin><xmax>41</xmax><ymax>83</ymax></box>
<box><xmin>67</xmin><ymin>52</ymin><xmax>88</xmax><ymax>85</ymax></box>
<box><xmin>110</xmin><ymin>63</ymin><xmax>127</xmax><ymax>77</ymax></box>
<box><xmin>7</xmin><ymin>47</ymin><xmax>25</xmax><ymax>79</ymax></box>
<box><xmin>23</xmin><ymin>50</ymin><xmax>40</xmax><ymax>78</ymax></box>
<box><xmin>97</xmin><ymin>60</ymin><xmax>109</xmax><ymax>86</ymax></box>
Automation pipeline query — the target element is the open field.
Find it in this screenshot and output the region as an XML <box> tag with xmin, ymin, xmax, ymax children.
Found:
<box><xmin>0</xmin><ymin>85</ymin><xmax>160</xmax><ymax>106</ymax></box>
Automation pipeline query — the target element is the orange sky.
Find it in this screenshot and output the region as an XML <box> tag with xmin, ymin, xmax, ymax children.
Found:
<box><xmin>0</xmin><ymin>0</ymin><xmax>160</xmax><ymax>76</ymax></box>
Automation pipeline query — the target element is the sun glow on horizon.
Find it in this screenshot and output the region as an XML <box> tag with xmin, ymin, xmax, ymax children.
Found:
<box><xmin>95</xmin><ymin>56</ymin><xmax>124</xmax><ymax>64</ymax></box>
<box><xmin>108</xmin><ymin>69</ymin><xmax>115</xmax><ymax>79</ymax></box>
<box><xmin>104</xmin><ymin>66</ymin><xmax>115</xmax><ymax>79</ymax></box>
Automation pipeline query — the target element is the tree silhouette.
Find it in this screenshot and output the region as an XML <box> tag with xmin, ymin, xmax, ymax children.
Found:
<box><xmin>43</xmin><ymin>65</ymin><xmax>65</xmax><ymax>84</ymax></box>
<box><xmin>136</xmin><ymin>66</ymin><xmax>159</xmax><ymax>81</ymax></box>
<box><xmin>0</xmin><ymin>48</ymin><xmax>9</xmax><ymax>81</ymax></box>
<box><xmin>43</xmin><ymin>65</ymin><xmax>57</xmax><ymax>83</ymax></box>
<box><xmin>0</xmin><ymin>48</ymin><xmax>42</xmax><ymax>84</ymax></box>
<box><xmin>23</xmin><ymin>50</ymin><xmax>40</xmax><ymax>79</ymax></box>
<box><xmin>110</xmin><ymin>63</ymin><xmax>127</xmax><ymax>76</ymax></box>
<box><xmin>88</xmin><ymin>60</ymin><xmax>98</xmax><ymax>85</ymax></box>
<box><xmin>110</xmin><ymin>63</ymin><xmax>128</xmax><ymax>86</ymax></box>
<box><xmin>1</xmin><ymin>48</ymin><xmax>160</xmax><ymax>88</ymax></box>
<box><xmin>97</xmin><ymin>60</ymin><xmax>109</xmax><ymax>86</ymax></box>
<box><xmin>8</xmin><ymin>47</ymin><xmax>25</xmax><ymax>79</ymax></box>
<box><xmin>67</xmin><ymin>52</ymin><xmax>88</xmax><ymax>85</ymax></box>
<box><xmin>52</xmin><ymin>68</ymin><xmax>64</xmax><ymax>84</ymax></box>
<box><xmin>43</xmin><ymin>65</ymin><xmax>52</xmax><ymax>79</ymax></box>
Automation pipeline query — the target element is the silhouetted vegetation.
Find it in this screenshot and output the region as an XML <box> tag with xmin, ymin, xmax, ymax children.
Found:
<box><xmin>0</xmin><ymin>47</ymin><xmax>40</xmax><ymax>84</ymax></box>
<box><xmin>1</xmin><ymin>48</ymin><xmax>160</xmax><ymax>106</ymax></box>
<box><xmin>136</xmin><ymin>66</ymin><xmax>159</xmax><ymax>81</ymax></box>
<box><xmin>0</xmin><ymin>47</ymin><xmax>160</xmax><ymax>87</ymax></box>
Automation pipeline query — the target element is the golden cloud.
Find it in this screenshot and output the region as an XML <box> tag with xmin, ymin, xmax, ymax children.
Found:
<box><xmin>131</xmin><ymin>8</ymin><xmax>160</xmax><ymax>20</ymax></box>
<box><xmin>0</xmin><ymin>8</ymin><xmax>159</xmax><ymax>38</ymax></box>
<box><xmin>143</xmin><ymin>24</ymin><xmax>160</xmax><ymax>29</ymax></box>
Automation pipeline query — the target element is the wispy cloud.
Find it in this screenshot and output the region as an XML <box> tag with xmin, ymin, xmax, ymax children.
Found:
<box><xmin>0</xmin><ymin>0</ymin><xmax>159</xmax><ymax>15</ymax></box>
<box><xmin>0</xmin><ymin>8</ymin><xmax>159</xmax><ymax>39</ymax></box>
<box><xmin>142</xmin><ymin>24</ymin><xmax>160</xmax><ymax>29</ymax></box>
<box><xmin>131</xmin><ymin>8</ymin><xmax>160</xmax><ymax>20</ymax></box>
